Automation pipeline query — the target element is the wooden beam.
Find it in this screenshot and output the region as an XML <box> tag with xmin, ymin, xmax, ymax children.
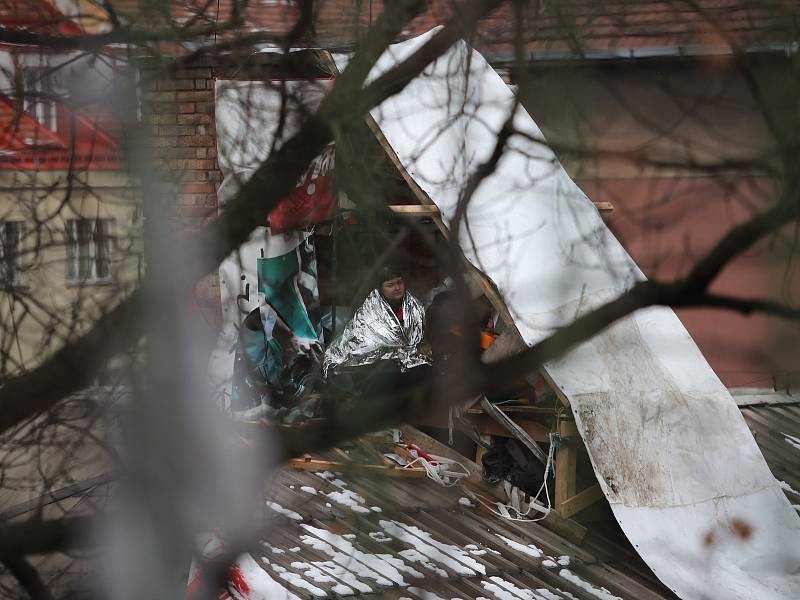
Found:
<box><xmin>286</xmin><ymin>457</ymin><xmax>427</xmax><ymax>478</ymax></box>
<box><xmin>472</xmin><ymin>415</ymin><xmax>551</xmax><ymax>442</ymax></box>
<box><xmin>388</xmin><ymin>204</ymin><xmax>441</xmax><ymax>216</ymax></box>
<box><xmin>554</xmin><ymin>440</ymin><xmax>577</xmax><ymax>510</ymax></box>
<box><xmin>390</xmin><ymin>202</ymin><xmax>612</xmax><ymax>216</ymax></box>
<box><xmin>541</xmin><ymin>368</ymin><xmax>571</xmax><ymax>408</ymax></box>
<box><xmin>558</xmin><ymin>484</ymin><xmax>605</xmax><ymax>519</ymax></box>
<box><xmin>480</xmin><ymin>397</ymin><xmax>549</xmax><ymax>464</ymax></box>
<box><xmin>559</xmin><ymin>420</ymin><xmax>579</xmax><ymax>438</ymax></box>
<box><xmin>467</xmin><ymin>405</ymin><xmax>557</xmax><ymax>416</ymax></box>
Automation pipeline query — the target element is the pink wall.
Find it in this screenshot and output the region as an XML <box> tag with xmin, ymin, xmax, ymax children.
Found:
<box><xmin>579</xmin><ymin>176</ymin><xmax>800</xmax><ymax>388</ymax></box>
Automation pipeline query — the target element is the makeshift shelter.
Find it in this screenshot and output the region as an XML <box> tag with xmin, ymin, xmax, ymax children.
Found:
<box><xmin>211</xmin><ymin>29</ymin><xmax>800</xmax><ymax>600</ymax></box>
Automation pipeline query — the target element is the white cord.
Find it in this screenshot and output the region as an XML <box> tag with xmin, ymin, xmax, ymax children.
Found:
<box><xmin>403</xmin><ymin>453</ymin><xmax>470</xmax><ymax>487</ymax></box>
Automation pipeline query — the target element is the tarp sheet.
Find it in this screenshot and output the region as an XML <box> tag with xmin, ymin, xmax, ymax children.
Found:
<box><xmin>360</xmin><ymin>29</ymin><xmax>800</xmax><ymax>600</ymax></box>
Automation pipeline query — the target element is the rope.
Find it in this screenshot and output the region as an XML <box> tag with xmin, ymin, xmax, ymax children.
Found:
<box><xmin>402</xmin><ymin>453</ymin><xmax>471</xmax><ymax>487</ymax></box>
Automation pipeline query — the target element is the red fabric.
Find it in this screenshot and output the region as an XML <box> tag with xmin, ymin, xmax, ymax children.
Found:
<box><xmin>394</xmin><ymin>304</ymin><xmax>404</xmax><ymax>322</ymax></box>
<box><xmin>268</xmin><ymin>143</ymin><xmax>336</xmax><ymax>233</ymax></box>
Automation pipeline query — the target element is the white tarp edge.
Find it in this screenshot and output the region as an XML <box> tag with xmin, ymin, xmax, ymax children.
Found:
<box><xmin>365</xmin><ymin>29</ymin><xmax>800</xmax><ymax>600</ymax></box>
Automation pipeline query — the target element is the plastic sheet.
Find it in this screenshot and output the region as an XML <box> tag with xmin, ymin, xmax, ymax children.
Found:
<box><xmin>323</xmin><ymin>289</ymin><xmax>430</xmax><ymax>375</ymax></box>
<box><xmin>366</xmin><ymin>29</ymin><xmax>800</xmax><ymax>600</ymax></box>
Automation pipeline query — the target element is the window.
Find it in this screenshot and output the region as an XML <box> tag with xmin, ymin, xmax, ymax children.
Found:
<box><xmin>22</xmin><ymin>68</ymin><xmax>57</xmax><ymax>131</ymax></box>
<box><xmin>0</xmin><ymin>221</ymin><xmax>23</xmax><ymax>287</ymax></box>
<box><xmin>66</xmin><ymin>219</ymin><xmax>113</xmax><ymax>284</ymax></box>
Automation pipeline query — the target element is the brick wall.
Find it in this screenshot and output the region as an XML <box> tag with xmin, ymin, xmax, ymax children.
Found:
<box><xmin>143</xmin><ymin>65</ymin><xmax>222</xmax><ymax>328</ymax></box>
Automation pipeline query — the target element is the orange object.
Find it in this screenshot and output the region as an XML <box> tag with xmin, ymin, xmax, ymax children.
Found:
<box><xmin>480</xmin><ymin>330</ymin><xmax>497</xmax><ymax>350</ymax></box>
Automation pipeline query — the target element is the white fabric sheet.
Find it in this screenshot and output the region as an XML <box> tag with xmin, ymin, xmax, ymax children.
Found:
<box><xmin>209</xmin><ymin>79</ymin><xmax>326</xmax><ymax>398</ymax></box>
<box><xmin>366</xmin><ymin>29</ymin><xmax>800</xmax><ymax>600</ymax></box>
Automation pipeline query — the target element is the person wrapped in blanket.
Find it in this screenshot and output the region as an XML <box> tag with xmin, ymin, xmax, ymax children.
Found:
<box><xmin>229</xmin><ymin>244</ymin><xmax>323</xmax><ymax>423</ymax></box>
<box><xmin>323</xmin><ymin>264</ymin><xmax>432</xmax><ymax>398</ymax></box>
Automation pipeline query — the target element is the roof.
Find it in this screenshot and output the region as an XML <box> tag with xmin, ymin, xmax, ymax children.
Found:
<box><xmin>101</xmin><ymin>0</ymin><xmax>800</xmax><ymax>59</ymax></box>
<box><xmin>244</xmin><ymin>429</ymin><xmax>678</xmax><ymax>600</ymax></box>
<box><xmin>736</xmin><ymin>392</ymin><xmax>800</xmax><ymax>509</ymax></box>
<box><xmin>0</xmin><ymin>0</ymin><xmax>81</xmax><ymax>35</ymax></box>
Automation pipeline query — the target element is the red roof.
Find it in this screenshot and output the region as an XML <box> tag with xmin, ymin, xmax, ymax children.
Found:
<box><xmin>0</xmin><ymin>0</ymin><xmax>82</xmax><ymax>35</ymax></box>
<box><xmin>0</xmin><ymin>94</ymin><xmax>121</xmax><ymax>169</ymax></box>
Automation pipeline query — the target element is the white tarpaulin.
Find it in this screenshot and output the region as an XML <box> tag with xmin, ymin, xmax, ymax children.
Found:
<box><xmin>209</xmin><ymin>78</ymin><xmax>329</xmax><ymax>399</ymax></box>
<box><xmin>359</xmin><ymin>29</ymin><xmax>800</xmax><ymax>600</ymax></box>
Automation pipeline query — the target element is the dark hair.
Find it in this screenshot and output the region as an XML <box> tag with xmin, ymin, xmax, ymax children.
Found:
<box><xmin>376</xmin><ymin>263</ymin><xmax>403</xmax><ymax>287</ymax></box>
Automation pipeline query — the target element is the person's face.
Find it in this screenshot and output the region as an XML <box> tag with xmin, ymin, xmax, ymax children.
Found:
<box><xmin>380</xmin><ymin>276</ymin><xmax>405</xmax><ymax>304</ymax></box>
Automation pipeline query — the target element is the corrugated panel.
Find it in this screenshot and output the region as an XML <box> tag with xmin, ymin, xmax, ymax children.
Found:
<box><xmin>740</xmin><ymin>401</ymin><xmax>800</xmax><ymax>508</ymax></box>
<box><xmin>255</xmin><ymin>466</ymin><xmax>678</xmax><ymax>599</ymax></box>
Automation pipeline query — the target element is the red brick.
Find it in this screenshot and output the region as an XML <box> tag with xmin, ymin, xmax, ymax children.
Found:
<box><xmin>157</xmin><ymin>125</ymin><xmax>196</xmax><ymax>136</ymax></box>
<box><xmin>179</xmin><ymin>170</ymin><xmax>210</xmax><ymax>182</ymax></box>
<box><xmin>178</xmin><ymin>103</ymin><xmax>195</xmax><ymax>113</ymax></box>
<box><xmin>194</xmin><ymin>101</ymin><xmax>213</xmax><ymax>114</ymax></box>
<box><xmin>177</xmin><ymin>113</ymin><xmax>211</xmax><ymax>125</ymax></box>
<box><xmin>156</xmin><ymin>147</ymin><xmax>197</xmax><ymax>159</ymax></box>
<box><xmin>182</xmin><ymin>182</ymin><xmax>215</xmax><ymax>193</ymax></box>
<box><xmin>177</xmin><ymin>134</ymin><xmax>214</xmax><ymax>147</ymax></box>
<box><xmin>176</xmin><ymin>90</ymin><xmax>213</xmax><ymax>102</ymax></box>
<box><xmin>168</xmin><ymin>159</ymin><xmax>215</xmax><ymax>170</ymax></box>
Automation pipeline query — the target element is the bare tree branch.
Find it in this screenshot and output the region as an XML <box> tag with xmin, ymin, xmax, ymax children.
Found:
<box><xmin>1</xmin><ymin>555</ymin><xmax>55</xmax><ymax>600</ymax></box>
<box><xmin>0</xmin><ymin>0</ymin><xmax>509</xmax><ymax>435</ymax></box>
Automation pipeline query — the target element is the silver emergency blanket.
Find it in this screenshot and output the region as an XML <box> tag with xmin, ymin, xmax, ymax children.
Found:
<box><xmin>323</xmin><ymin>289</ymin><xmax>430</xmax><ymax>375</ymax></box>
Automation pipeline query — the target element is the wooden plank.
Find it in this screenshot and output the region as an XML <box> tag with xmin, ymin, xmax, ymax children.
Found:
<box><xmin>472</xmin><ymin>415</ymin><xmax>551</xmax><ymax>442</ymax></box>
<box><xmin>480</xmin><ymin>397</ymin><xmax>549</xmax><ymax>464</ymax></box>
<box><xmin>388</xmin><ymin>204</ymin><xmax>441</xmax><ymax>216</ymax></box>
<box><xmin>286</xmin><ymin>457</ymin><xmax>427</xmax><ymax>478</ymax></box>
<box><xmin>558</xmin><ymin>484</ymin><xmax>605</xmax><ymax>519</ymax></box>
<box><xmin>554</xmin><ymin>440</ymin><xmax>577</xmax><ymax>511</ymax></box>
<box><xmin>541</xmin><ymin>368</ymin><xmax>571</xmax><ymax>408</ymax></box>
<box><xmin>391</xmin><ymin>202</ymin><xmax>611</xmax><ymax>216</ymax></box>
<box><xmin>467</xmin><ymin>405</ymin><xmax>557</xmax><ymax>416</ymax></box>
<box><xmin>559</xmin><ymin>420</ymin><xmax>579</xmax><ymax>438</ymax></box>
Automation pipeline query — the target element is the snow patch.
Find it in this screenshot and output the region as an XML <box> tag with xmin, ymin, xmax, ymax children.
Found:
<box><xmin>277</xmin><ymin>569</ymin><xmax>326</xmax><ymax>597</ymax></box>
<box><xmin>783</xmin><ymin>433</ymin><xmax>800</xmax><ymax>451</ymax></box>
<box><xmin>559</xmin><ymin>569</ymin><xmax>622</xmax><ymax>600</ymax></box>
<box><xmin>495</xmin><ymin>533</ymin><xmax>543</xmax><ymax>558</ymax></box>
<box><xmin>458</xmin><ymin>496</ymin><xmax>475</xmax><ymax>507</ymax></box>
<box><xmin>398</xmin><ymin>548</ymin><xmax>448</xmax><ymax>578</ymax></box>
<box><xmin>266</xmin><ymin>501</ymin><xmax>302</xmax><ymax>521</ymax></box>
<box><xmin>542</xmin><ymin>560</ymin><xmax>557</xmax><ymax>568</ymax></box>
<box><xmin>380</xmin><ymin>519</ymin><xmax>486</xmax><ymax>576</ymax></box>
<box><xmin>300</xmin><ymin>486</ymin><xmax>318</xmax><ymax>495</ymax></box>
<box><xmin>232</xmin><ymin>554</ymin><xmax>301</xmax><ymax>600</ymax></box>
<box><xmin>300</xmin><ymin>524</ymin><xmax>409</xmax><ymax>586</ymax></box>
<box><xmin>326</xmin><ymin>489</ymin><xmax>366</xmax><ymax>508</ymax></box>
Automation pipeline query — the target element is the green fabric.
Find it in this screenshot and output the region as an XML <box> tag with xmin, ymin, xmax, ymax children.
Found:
<box><xmin>257</xmin><ymin>251</ymin><xmax>318</xmax><ymax>341</ymax></box>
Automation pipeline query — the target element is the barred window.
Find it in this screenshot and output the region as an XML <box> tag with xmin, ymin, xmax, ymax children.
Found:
<box><xmin>0</xmin><ymin>221</ymin><xmax>23</xmax><ymax>287</ymax></box>
<box><xmin>66</xmin><ymin>219</ymin><xmax>113</xmax><ymax>284</ymax></box>
<box><xmin>22</xmin><ymin>68</ymin><xmax>58</xmax><ymax>132</ymax></box>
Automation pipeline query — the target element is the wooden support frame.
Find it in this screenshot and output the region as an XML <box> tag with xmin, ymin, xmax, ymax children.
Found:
<box><xmin>554</xmin><ymin>420</ymin><xmax>604</xmax><ymax>519</ymax></box>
